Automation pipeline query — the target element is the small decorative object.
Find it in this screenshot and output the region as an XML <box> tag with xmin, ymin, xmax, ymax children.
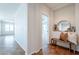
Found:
<box><xmin>71</xmin><ymin>26</ymin><xmax>76</xmax><ymax>32</ymax></box>
<box><xmin>53</xmin><ymin>24</ymin><xmax>57</xmax><ymax>31</ymax></box>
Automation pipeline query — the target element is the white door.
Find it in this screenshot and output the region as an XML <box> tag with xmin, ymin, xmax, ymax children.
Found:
<box><xmin>42</xmin><ymin>14</ymin><xmax>49</xmax><ymax>46</ymax></box>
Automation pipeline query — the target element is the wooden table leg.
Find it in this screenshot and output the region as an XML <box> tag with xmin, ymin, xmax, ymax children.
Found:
<box><xmin>69</xmin><ymin>42</ymin><xmax>76</xmax><ymax>54</ymax></box>
<box><xmin>54</xmin><ymin>40</ymin><xmax>57</xmax><ymax>46</ymax></box>
<box><xmin>74</xmin><ymin>45</ymin><xmax>76</xmax><ymax>54</ymax></box>
<box><xmin>53</xmin><ymin>40</ymin><xmax>55</xmax><ymax>45</ymax></box>
<box><xmin>69</xmin><ymin>42</ymin><xmax>72</xmax><ymax>52</ymax></box>
<box><xmin>51</xmin><ymin>39</ymin><xmax>52</xmax><ymax>44</ymax></box>
<box><xmin>51</xmin><ymin>38</ymin><xmax>57</xmax><ymax>46</ymax></box>
<box><xmin>51</xmin><ymin>38</ymin><xmax>54</xmax><ymax>44</ymax></box>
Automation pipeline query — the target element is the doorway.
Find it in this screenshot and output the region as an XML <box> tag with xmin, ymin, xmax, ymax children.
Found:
<box><xmin>42</xmin><ymin>14</ymin><xmax>49</xmax><ymax>47</ymax></box>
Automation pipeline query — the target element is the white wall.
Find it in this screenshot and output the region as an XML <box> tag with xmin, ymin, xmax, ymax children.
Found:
<box><xmin>54</xmin><ymin>4</ymin><xmax>75</xmax><ymax>26</ymax></box>
<box><xmin>14</xmin><ymin>4</ymin><xmax>28</xmax><ymax>53</ymax></box>
<box><xmin>75</xmin><ymin>4</ymin><xmax>79</xmax><ymax>51</ymax></box>
<box><xmin>0</xmin><ymin>21</ymin><xmax>1</xmax><ymax>35</ymax></box>
<box><xmin>27</xmin><ymin>4</ymin><xmax>42</xmax><ymax>54</ymax></box>
<box><xmin>75</xmin><ymin>4</ymin><xmax>79</xmax><ymax>37</ymax></box>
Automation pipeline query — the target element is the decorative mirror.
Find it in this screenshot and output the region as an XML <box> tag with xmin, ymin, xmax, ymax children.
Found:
<box><xmin>57</xmin><ymin>20</ymin><xmax>71</xmax><ymax>32</ymax></box>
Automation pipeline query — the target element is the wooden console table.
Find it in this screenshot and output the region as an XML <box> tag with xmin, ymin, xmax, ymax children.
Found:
<box><xmin>51</xmin><ymin>38</ymin><xmax>76</xmax><ymax>54</ymax></box>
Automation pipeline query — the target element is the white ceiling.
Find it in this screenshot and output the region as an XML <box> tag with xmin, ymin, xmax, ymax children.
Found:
<box><xmin>45</xmin><ymin>3</ymin><xmax>72</xmax><ymax>10</ymax></box>
<box><xmin>0</xmin><ymin>3</ymin><xmax>72</xmax><ymax>15</ymax></box>
<box><xmin>0</xmin><ymin>3</ymin><xmax>73</xmax><ymax>20</ymax></box>
<box><xmin>0</xmin><ymin>3</ymin><xmax>20</xmax><ymax>14</ymax></box>
<box><xmin>0</xmin><ymin>3</ymin><xmax>20</xmax><ymax>19</ymax></box>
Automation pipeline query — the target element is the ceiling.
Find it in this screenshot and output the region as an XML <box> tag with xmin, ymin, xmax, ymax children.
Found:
<box><xmin>0</xmin><ymin>3</ymin><xmax>20</xmax><ymax>19</ymax></box>
<box><xmin>45</xmin><ymin>3</ymin><xmax>72</xmax><ymax>10</ymax></box>
<box><xmin>0</xmin><ymin>3</ymin><xmax>72</xmax><ymax>15</ymax></box>
<box><xmin>0</xmin><ymin>3</ymin><xmax>73</xmax><ymax>20</ymax></box>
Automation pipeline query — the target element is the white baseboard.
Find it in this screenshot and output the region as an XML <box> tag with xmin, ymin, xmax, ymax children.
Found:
<box><xmin>28</xmin><ymin>48</ymin><xmax>42</xmax><ymax>55</ymax></box>
<box><xmin>14</xmin><ymin>39</ymin><xmax>26</xmax><ymax>55</ymax></box>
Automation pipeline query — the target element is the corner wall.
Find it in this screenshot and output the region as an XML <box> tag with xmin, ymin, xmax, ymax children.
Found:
<box><xmin>75</xmin><ymin>4</ymin><xmax>79</xmax><ymax>51</ymax></box>
<box><xmin>14</xmin><ymin>4</ymin><xmax>28</xmax><ymax>53</ymax></box>
<box><xmin>0</xmin><ymin>21</ymin><xmax>1</xmax><ymax>35</ymax></box>
<box><xmin>27</xmin><ymin>4</ymin><xmax>42</xmax><ymax>54</ymax></box>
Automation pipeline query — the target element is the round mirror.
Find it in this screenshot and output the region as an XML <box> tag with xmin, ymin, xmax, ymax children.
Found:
<box><xmin>57</xmin><ymin>20</ymin><xmax>71</xmax><ymax>32</ymax></box>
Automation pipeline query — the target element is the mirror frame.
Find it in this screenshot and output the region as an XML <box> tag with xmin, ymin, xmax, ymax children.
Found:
<box><xmin>57</xmin><ymin>20</ymin><xmax>71</xmax><ymax>32</ymax></box>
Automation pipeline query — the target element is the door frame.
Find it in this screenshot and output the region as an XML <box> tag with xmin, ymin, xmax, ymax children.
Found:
<box><xmin>41</xmin><ymin>13</ymin><xmax>49</xmax><ymax>46</ymax></box>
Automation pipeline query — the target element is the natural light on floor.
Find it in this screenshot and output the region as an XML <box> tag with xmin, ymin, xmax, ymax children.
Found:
<box><xmin>5</xmin><ymin>36</ymin><xmax>14</xmax><ymax>44</ymax></box>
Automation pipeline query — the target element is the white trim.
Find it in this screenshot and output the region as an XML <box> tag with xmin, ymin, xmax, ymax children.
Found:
<box><xmin>14</xmin><ymin>38</ymin><xmax>26</xmax><ymax>54</ymax></box>
<box><xmin>28</xmin><ymin>48</ymin><xmax>42</xmax><ymax>55</ymax></box>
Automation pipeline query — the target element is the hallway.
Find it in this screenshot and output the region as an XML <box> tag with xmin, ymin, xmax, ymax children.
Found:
<box><xmin>0</xmin><ymin>35</ymin><xmax>25</xmax><ymax>55</ymax></box>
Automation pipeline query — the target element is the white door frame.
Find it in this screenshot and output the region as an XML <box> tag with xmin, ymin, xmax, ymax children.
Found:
<box><xmin>41</xmin><ymin>13</ymin><xmax>49</xmax><ymax>46</ymax></box>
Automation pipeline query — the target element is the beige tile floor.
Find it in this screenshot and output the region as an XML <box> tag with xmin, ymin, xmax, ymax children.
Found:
<box><xmin>0</xmin><ymin>35</ymin><xmax>25</xmax><ymax>55</ymax></box>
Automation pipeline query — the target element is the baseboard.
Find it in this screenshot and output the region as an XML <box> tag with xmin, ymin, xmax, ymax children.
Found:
<box><xmin>14</xmin><ymin>39</ymin><xmax>26</xmax><ymax>54</ymax></box>
<box><xmin>31</xmin><ymin>48</ymin><xmax>42</xmax><ymax>55</ymax></box>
